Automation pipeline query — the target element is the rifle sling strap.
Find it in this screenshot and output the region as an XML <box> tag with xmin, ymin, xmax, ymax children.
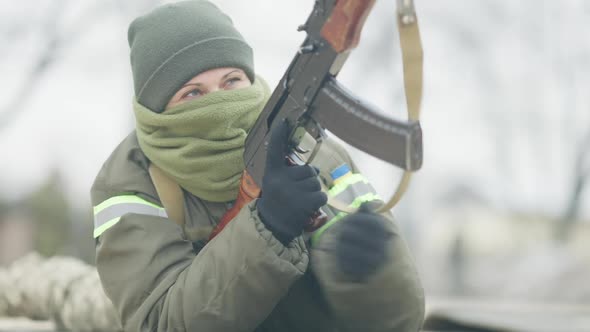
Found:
<box><xmin>376</xmin><ymin>3</ymin><xmax>423</xmax><ymax>213</ymax></box>
<box><xmin>399</xmin><ymin>10</ymin><xmax>423</xmax><ymax>122</ymax></box>
<box><xmin>148</xmin><ymin>164</ymin><xmax>186</xmax><ymax>228</ymax></box>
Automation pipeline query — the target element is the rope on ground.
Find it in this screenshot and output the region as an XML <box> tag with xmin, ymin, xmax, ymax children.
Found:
<box><xmin>0</xmin><ymin>252</ymin><xmax>122</xmax><ymax>332</ymax></box>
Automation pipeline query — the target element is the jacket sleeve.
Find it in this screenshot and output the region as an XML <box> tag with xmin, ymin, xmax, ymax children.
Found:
<box><xmin>95</xmin><ymin>199</ymin><xmax>308</xmax><ymax>332</ymax></box>
<box><xmin>310</xmin><ymin>215</ymin><xmax>424</xmax><ymax>332</ymax></box>
<box><xmin>309</xmin><ymin>140</ymin><xmax>425</xmax><ymax>332</ymax></box>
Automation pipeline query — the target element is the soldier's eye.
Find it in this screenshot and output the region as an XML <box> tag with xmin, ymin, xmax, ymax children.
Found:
<box><xmin>182</xmin><ymin>88</ymin><xmax>202</xmax><ymax>100</ymax></box>
<box><xmin>224</xmin><ymin>77</ymin><xmax>242</xmax><ymax>89</ymax></box>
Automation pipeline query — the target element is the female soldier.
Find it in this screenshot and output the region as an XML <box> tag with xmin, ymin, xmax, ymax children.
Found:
<box><xmin>91</xmin><ymin>1</ymin><xmax>424</xmax><ymax>331</ymax></box>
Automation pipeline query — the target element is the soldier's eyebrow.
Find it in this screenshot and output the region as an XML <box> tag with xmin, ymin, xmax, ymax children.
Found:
<box><xmin>181</xmin><ymin>70</ymin><xmax>241</xmax><ymax>88</ymax></box>
<box><xmin>182</xmin><ymin>82</ymin><xmax>203</xmax><ymax>88</ymax></box>
<box><xmin>222</xmin><ymin>69</ymin><xmax>241</xmax><ymax>80</ymax></box>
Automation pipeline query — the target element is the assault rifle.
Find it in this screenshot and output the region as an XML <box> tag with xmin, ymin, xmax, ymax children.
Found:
<box><xmin>209</xmin><ymin>0</ymin><xmax>423</xmax><ymax>239</ymax></box>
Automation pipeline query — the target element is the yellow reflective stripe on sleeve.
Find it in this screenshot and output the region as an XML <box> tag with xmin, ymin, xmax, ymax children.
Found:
<box><xmin>93</xmin><ymin>217</ymin><xmax>122</xmax><ymax>239</ymax></box>
<box><xmin>93</xmin><ymin>195</ymin><xmax>162</xmax><ymax>214</ymax></box>
<box><xmin>93</xmin><ymin>195</ymin><xmax>167</xmax><ymax>238</ymax></box>
<box><xmin>328</xmin><ymin>173</ymin><xmax>369</xmax><ymax>197</ymax></box>
<box><xmin>311</xmin><ymin>192</ymin><xmax>381</xmax><ymax>246</ymax></box>
<box><xmin>332</xmin><ymin>181</ymin><xmax>376</xmax><ymax>207</ymax></box>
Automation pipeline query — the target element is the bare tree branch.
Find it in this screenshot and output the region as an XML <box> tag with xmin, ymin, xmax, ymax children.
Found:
<box><xmin>0</xmin><ymin>0</ymin><xmax>66</xmax><ymax>131</ymax></box>
<box><xmin>0</xmin><ymin>0</ymin><xmax>118</xmax><ymax>131</ymax></box>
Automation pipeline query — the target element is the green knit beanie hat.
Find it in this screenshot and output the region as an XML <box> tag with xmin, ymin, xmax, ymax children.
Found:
<box><xmin>128</xmin><ymin>0</ymin><xmax>255</xmax><ymax>112</ymax></box>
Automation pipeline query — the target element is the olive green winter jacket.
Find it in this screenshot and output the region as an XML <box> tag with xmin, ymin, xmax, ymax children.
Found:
<box><xmin>91</xmin><ymin>131</ymin><xmax>424</xmax><ymax>332</ymax></box>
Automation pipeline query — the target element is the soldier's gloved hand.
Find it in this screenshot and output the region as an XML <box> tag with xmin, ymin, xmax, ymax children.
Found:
<box><xmin>336</xmin><ymin>203</ymin><xmax>393</xmax><ymax>281</ymax></box>
<box><xmin>257</xmin><ymin>121</ymin><xmax>328</xmax><ymax>245</ymax></box>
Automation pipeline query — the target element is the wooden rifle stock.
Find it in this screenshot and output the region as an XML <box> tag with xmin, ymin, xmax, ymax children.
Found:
<box><xmin>321</xmin><ymin>0</ymin><xmax>376</xmax><ymax>53</ymax></box>
<box><xmin>209</xmin><ymin>170</ymin><xmax>260</xmax><ymax>241</ymax></box>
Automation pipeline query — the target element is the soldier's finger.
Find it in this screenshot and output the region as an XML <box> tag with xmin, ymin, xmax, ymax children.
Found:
<box><xmin>296</xmin><ymin>177</ymin><xmax>322</xmax><ymax>192</ymax></box>
<box><xmin>266</xmin><ymin>120</ymin><xmax>290</xmax><ymax>170</ymax></box>
<box><xmin>303</xmin><ymin>191</ymin><xmax>328</xmax><ymax>212</ymax></box>
<box><xmin>286</xmin><ymin>164</ymin><xmax>317</xmax><ymax>180</ymax></box>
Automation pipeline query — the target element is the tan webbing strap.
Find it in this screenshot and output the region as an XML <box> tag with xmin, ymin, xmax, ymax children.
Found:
<box><xmin>148</xmin><ymin>164</ymin><xmax>186</xmax><ymax>227</ymax></box>
<box><xmin>398</xmin><ymin>0</ymin><xmax>423</xmax><ymax>122</ymax></box>
<box><xmin>376</xmin><ymin>0</ymin><xmax>423</xmax><ymax>213</ymax></box>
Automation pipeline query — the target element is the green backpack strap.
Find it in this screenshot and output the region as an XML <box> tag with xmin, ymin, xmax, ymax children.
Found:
<box><xmin>148</xmin><ymin>163</ymin><xmax>186</xmax><ymax>227</ymax></box>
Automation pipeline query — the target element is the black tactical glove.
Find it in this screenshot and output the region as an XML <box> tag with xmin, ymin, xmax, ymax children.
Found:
<box><xmin>336</xmin><ymin>203</ymin><xmax>393</xmax><ymax>281</ymax></box>
<box><xmin>257</xmin><ymin>121</ymin><xmax>328</xmax><ymax>245</ymax></box>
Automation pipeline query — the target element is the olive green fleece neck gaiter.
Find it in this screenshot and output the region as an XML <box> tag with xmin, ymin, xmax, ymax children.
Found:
<box><xmin>134</xmin><ymin>77</ymin><xmax>270</xmax><ymax>202</ymax></box>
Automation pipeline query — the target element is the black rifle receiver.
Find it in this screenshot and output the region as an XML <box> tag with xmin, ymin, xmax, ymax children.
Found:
<box><xmin>244</xmin><ymin>0</ymin><xmax>423</xmax><ymax>186</ymax></box>
<box><xmin>210</xmin><ymin>0</ymin><xmax>423</xmax><ymax>238</ymax></box>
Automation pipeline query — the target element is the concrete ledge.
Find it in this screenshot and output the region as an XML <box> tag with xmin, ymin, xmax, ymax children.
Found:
<box><xmin>424</xmin><ymin>298</ymin><xmax>590</xmax><ymax>332</ymax></box>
